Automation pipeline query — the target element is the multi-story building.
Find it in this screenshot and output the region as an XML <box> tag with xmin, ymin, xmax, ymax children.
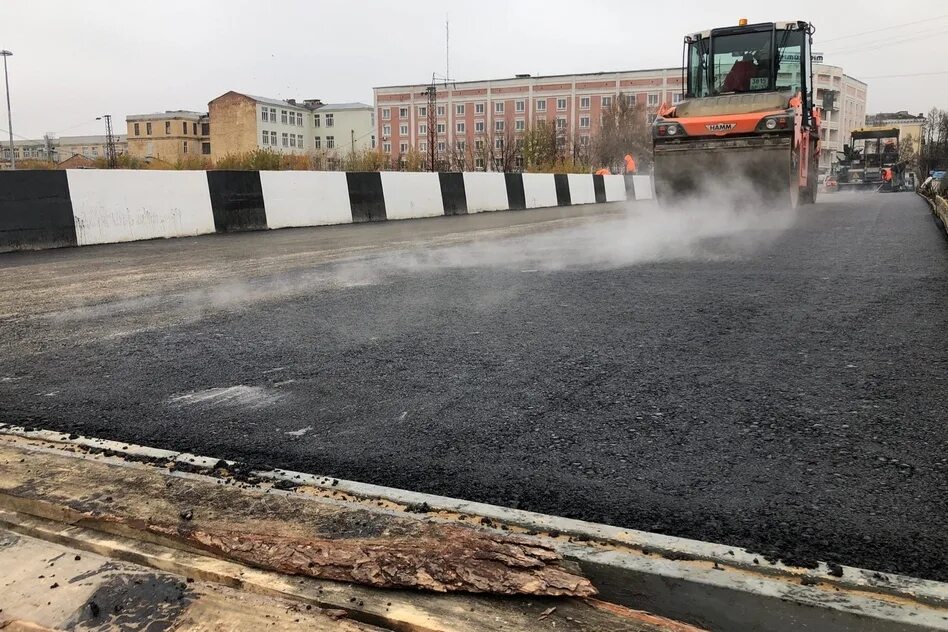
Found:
<box><xmin>812</xmin><ymin>63</ymin><xmax>867</xmax><ymax>174</ymax></box>
<box><xmin>126</xmin><ymin>110</ymin><xmax>210</xmax><ymax>163</ymax></box>
<box><xmin>865</xmin><ymin>111</ymin><xmax>926</xmax><ymax>149</ymax></box>
<box><xmin>1</xmin><ymin>134</ymin><xmax>128</xmax><ymax>166</ymax></box>
<box><xmin>373</xmin><ymin>69</ymin><xmax>684</xmax><ymax>168</ymax></box>
<box><xmin>207</xmin><ymin>92</ymin><xmax>374</xmax><ymax>161</ymax></box>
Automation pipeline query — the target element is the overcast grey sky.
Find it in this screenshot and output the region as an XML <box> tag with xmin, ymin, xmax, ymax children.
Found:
<box><xmin>1</xmin><ymin>1</ymin><xmax>945</xmax><ymax>139</ymax></box>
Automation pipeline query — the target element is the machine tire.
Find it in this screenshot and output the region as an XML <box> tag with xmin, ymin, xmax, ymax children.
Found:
<box><xmin>799</xmin><ymin>141</ymin><xmax>819</xmax><ymax>205</ymax></box>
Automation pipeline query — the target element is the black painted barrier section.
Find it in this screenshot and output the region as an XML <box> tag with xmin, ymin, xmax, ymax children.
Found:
<box><xmin>438</xmin><ymin>173</ymin><xmax>467</xmax><ymax>216</ymax></box>
<box><xmin>504</xmin><ymin>174</ymin><xmax>526</xmax><ymax>210</ymax></box>
<box><xmin>0</xmin><ymin>171</ymin><xmax>77</xmax><ymax>252</ymax></box>
<box><xmin>593</xmin><ymin>175</ymin><xmax>607</xmax><ymax>203</ymax></box>
<box><xmin>554</xmin><ymin>174</ymin><xmax>572</xmax><ymax>206</ymax></box>
<box><xmin>347</xmin><ymin>172</ymin><xmax>387</xmax><ymax>222</ymax></box>
<box><xmin>206</xmin><ymin>171</ymin><xmax>268</xmax><ymax>232</ymax></box>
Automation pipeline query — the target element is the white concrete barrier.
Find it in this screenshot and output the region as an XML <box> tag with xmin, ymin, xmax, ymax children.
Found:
<box><xmin>521</xmin><ymin>174</ymin><xmax>558</xmax><ymax>209</ymax></box>
<box><xmin>567</xmin><ymin>174</ymin><xmax>596</xmax><ymax>205</ymax></box>
<box><xmin>259</xmin><ymin>171</ymin><xmax>352</xmax><ymax>229</ymax></box>
<box><xmin>67</xmin><ymin>170</ymin><xmax>216</xmax><ymax>246</ymax></box>
<box><xmin>462</xmin><ymin>172</ymin><xmax>509</xmax><ymax>213</ymax></box>
<box><xmin>604</xmin><ymin>175</ymin><xmax>627</xmax><ymax>202</ymax></box>
<box><xmin>380</xmin><ymin>172</ymin><xmax>444</xmax><ymax>220</ymax></box>
<box><xmin>632</xmin><ymin>175</ymin><xmax>654</xmax><ymax>200</ymax></box>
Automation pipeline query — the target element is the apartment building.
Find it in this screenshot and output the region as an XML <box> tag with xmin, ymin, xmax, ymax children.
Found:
<box><xmin>866</xmin><ymin>111</ymin><xmax>926</xmax><ymax>148</ymax></box>
<box><xmin>207</xmin><ymin>92</ymin><xmax>374</xmax><ymax>161</ymax></box>
<box><xmin>0</xmin><ymin>134</ymin><xmax>128</xmax><ymax>165</ymax></box>
<box><xmin>126</xmin><ymin>110</ymin><xmax>210</xmax><ymax>163</ymax></box>
<box><xmin>812</xmin><ymin>63</ymin><xmax>868</xmax><ymax>173</ymax></box>
<box><xmin>374</xmin><ymin>69</ymin><xmax>684</xmax><ymax>167</ymax></box>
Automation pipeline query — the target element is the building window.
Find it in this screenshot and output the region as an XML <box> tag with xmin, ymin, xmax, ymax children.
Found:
<box><xmin>475</xmin><ymin>102</ymin><xmax>485</xmax><ymax>114</ymax></box>
<box><xmin>382</xmin><ymin>107</ymin><xmax>391</xmax><ymax>119</ymax></box>
<box><xmin>269</xmin><ymin>108</ymin><xmax>276</xmax><ymax>121</ymax></box>
<box><xmin>494</xmin><ymin>138</ymin><xmax>504</xmax><ymax>150</ymax></box>
<box><xmin>182</xmin><ymin>121</ymin><xmax>187</xmax><ymax>134</ymax></box>
<box><xmin>383</xmin><ymin>142</ymin><xmax>391</xmax><ymax>153</ymax></box>
<box><xmin>281</xmin><ymin>110</ymin><xmax>288</xmax><ymax>124</ymax></box>
<box><xmin>673</xmin><ymin>93</ymin><xmax>683</xmax><ymax>104</ymax></box>
<box><xmin>494</xmin><ymin>101</ymin><xmax>504</xmax><ymax>114</ymax></box>
<box><xmin>437</xmin><ymin>141</ymin><xmax>446</xmax><ymax>152</ymax></box>
<box><xmin>165</xmin><ymin>121</ymin><xmax>171</xmax><ymax>134</ymax></box>
<box><xmin>202</xmin><ymin>142</ymin><xmax>211</xmax><ymax>155</ymax></box>
<box><xmin>325</xmin><ymin>113</ymin><xmax>334</xmax><ymax>127</ymax></box>
<box><xmin>314</xmin><ymin>114</ymin><xmax>320</xmax><ymax>127</ymax></box>
<box><xmin>327</xmin><ymin>136</ymin><xmax>334</xmax><ymax>149</ymax></box>
<box><xmin>475</xmin><ymin>157</ymin><xmax>484</xmax><ymax>169</ymax></box>
<box><xmin>400</xmin><ymin>142</ymin><xmax>408</xmax><ymax>153</ymax></box>
<box><xmin>456</xmin><ymin>104</ymin><xmax>465</xmax><ymax>115</ymax></box>
<box><xmin>270</xmin><ymin>131</ymin><xmax>277</xmax><ymax>145</ymax></box>
<box><xmin>262</xmin><ymin>131</ymin><xmax>269</xmax><ymax>145</ymax></box>
<box><xmin>290</xmin><ymin>135</ymin><xmax>297</xmax><ymax>147</ymax></box>
<box><xmin>648</xmin><ymin>93</ymin><xmax>660</xmax><ymax>107</ymax></box>
<box><xmin>282</xmin><ymin>133</ymin><xmax>289</xmax><ymax>147</ymax></box>
<box><xmin>202</xmin><ymin>122</ymin><xmax>211</xmax><ymax>135</ymax></box>
<box><xmin>193</xmin><ymin>122</ymin><xmax>197</xmax><ymax>135</ymax></box>
<box><xmin>382</xmin><ymin>124</ymin><xmax>391</xmax><ymax>136</ymax></box>
<box><xmin>456</xmin><ymin>122</ymin><xmax>465</xmax><ymax>133</ymax></box>
<box><xmin>475</xmin><ymin>121</ymin><xmax>485</xmax><ymax>133</ymax></box>
<box><xmin>536</xmin><ymin>99</ymin><xmax>546</xmax><ymax>111</ymax></box>
<box><xmin>601</xmin><ymin>96</ymin><xmax>612</xmax><ymax>108</ymax></box>
<box><xmin>419</xmin><ymin>142</ymin><xmax>427</xmax><ymax>152</ymax></box>
<box><xmin>437</xmin><ymin>105</ymin><xmax>445</xmax><ymax>116</ymax></box>
<box><xmin>289</xmin><ymin>112</ymin><xmax>296</xmax><ymax>126</ymax></box>
<box><xmin>515</xmin><ymin>119</ymin><xmax>525</xmax><ymax>131</ymax></box>
<box><xmin>579</xmin><ymin>135</ymin><xmax>589</xmax><ymax>146</ymax></box>
<box><xmin>456</xmin><ymin>140</ymin><xmax>466</xmax><ymax>151</ymax></box>
<box><xmin>580</xmin><ymin>96</ymin><xmax>591</xmax><ymax>109</ymax></box>
<box><xmin>314</xmin><ymin>137</ymin><xmax>321</xmax><ymax>149</ymax></box>
<box><xmin>133</xmin><ymin>123</ymin><xmax>140</xmax><ymax>136</ymax></box>
<box><xmin>627</xmin><ymin>94</ymin><xmax>636</xmax><ymax>106</ymax></box>
<box><xmin>399</xmin><ymin>107</ymin><xmax>408</xmax><ymax>118</ymax></box>
<box><xmin>419</xmin><ymin>123</ymin><xmax>427</xmax><ymax>134</ymax></box>
<box><xmin>298</xmin><ymin>134</ymin><xmax>304</xmax><ymax>147</ymax></box>
<box><xmin>557</xmin><ymin>98</ymin><xmax>567</xmax><ymax>111</ymax></box>
<box><xmin>262</xmin><ymin>108</ymin><xmax>269</xmax><ymax>122</ymax></box>
<box><xmin>580</xmin><ymin>116</ymin><xmax>590</xmax><ymax>128</ymax></box>
<box><xmin>183</xmin><ymin>141</ymin><xmax>188</xmax><ymax>153</ymax></box>
<box><xmin>418</xmin><ymin>105</ymin><xmax>427</xmax><ymax>117</ymax></box>
<box><xmin>515</xmin><ymin>100</ymin><xmax>525</xmax><ymax>112</ymax></box>
<box><xmin>437</xmin><ymin>123</ymin><xmax>446</xmax><ymax>134</ymax></box>
<box><xmin>400</xmin><ymin>124</ymin><xmax>409</xmax><ymax>135</ymax></box>
<box><xmin>556</xmin><ymin>117</ymin><xmax>567</xmax><ymax>129</ymax></box>
<box><xmin>475</xmin><ymin>139</ymin><xmax>484</xmax><ymax>150</ymax></box>
<box><xmin>297</xmin><ymin>112</ymin><xmax>303</xmax><ymax>125</ymax></box>
<box><xmin>495</xmin><ymin>120</ymin><xmax>505</xmax><ymax>132</ymax></box>
<box><xmin>371</xmin><ymin>135</ymin><xmax>376</xmax><ymax>148</ymax></box>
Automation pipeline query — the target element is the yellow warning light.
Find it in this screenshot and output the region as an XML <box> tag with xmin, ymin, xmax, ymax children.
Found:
<box><xmin>738</xmin><ymin>18</ymin><xmax>748</xmax><ymax>26</ymax></box>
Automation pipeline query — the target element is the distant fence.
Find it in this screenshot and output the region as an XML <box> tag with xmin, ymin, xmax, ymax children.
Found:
<box><xmin>0</xmin><ymin>170</ymin><xmax>653</xmax><ymax>252</ymax></box>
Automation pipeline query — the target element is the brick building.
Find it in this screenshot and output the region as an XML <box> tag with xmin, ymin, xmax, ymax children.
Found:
<box><xmin>1</xmin><ymin>134</ymin><xmax>127</xmax><ymax>166</ymax></box>
<box><xmin>207</xmin><ymin>92</ymin><xmax>374</xmax><ymax>162</ymax></box>
<box><xmin>126</xmin><ymin>110</ymin><xmax>210</xmax><ymax>164</ymax></box>
<box><xmin>374</xmin><ymin>68</ymin><xmax>684</xmax><ymax>169</ymax></box>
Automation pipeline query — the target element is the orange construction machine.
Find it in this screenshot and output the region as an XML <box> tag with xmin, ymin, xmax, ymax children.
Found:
<box><xmin>652</xmin><ymin>20</ymin><xmax>820</xmax><ymax>207</ymax></box>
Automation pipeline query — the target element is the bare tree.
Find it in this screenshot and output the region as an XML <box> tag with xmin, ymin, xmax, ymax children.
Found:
<box><xmin>591</xmin><ymin>92</ymin><xmax>651</xmax><ymax>172</ymax></box>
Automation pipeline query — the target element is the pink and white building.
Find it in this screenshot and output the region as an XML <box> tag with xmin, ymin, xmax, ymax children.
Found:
<box><xmin>373</xmin><ymin>68</ymin><xmax>684</xmax><ymax>166</ymax></box>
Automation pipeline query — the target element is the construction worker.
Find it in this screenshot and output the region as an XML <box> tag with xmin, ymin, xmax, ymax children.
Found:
<box><xmin>624</xmin><ymin>154</ymin><xmax>637</xmax><ymax>175</ymax></box>
<box><xmin>595</xmin><ymin>167</ymin><xmax>610</xmax><ymax>176</ymax></box>
<box><xmin>722</xmin><ymin>53</ymin><xmax>757</xmax><ymax>92</ymax></box>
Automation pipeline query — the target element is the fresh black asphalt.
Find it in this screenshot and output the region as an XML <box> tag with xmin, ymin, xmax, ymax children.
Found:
<box><xmin>1</xmin><ymin>193</ymin><xmax>946</xmax><ymax>581</ymax></box>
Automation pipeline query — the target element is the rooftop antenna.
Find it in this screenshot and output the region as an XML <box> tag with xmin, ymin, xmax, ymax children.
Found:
<box><xmin>445</xmin><ymin>14</ymin><xmax>450</xmax><ymax>82</ymax></box>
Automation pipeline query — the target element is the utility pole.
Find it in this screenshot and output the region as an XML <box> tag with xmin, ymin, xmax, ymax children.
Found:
<box><xmin>97</xmin><ymin>114</ymin><xmax>117</xmax><ymax>168</ymax></box>
<box><xmin>44</xmin><ymin>133</ymin><xmax>53</xmax><ymax>163</ymax></box>
<box><xmin>1</xmin><ymin>49</ymin><xmax>14</xmax><ymax>169</ymax></box>
<box><xmin>424</xmin><ymin>81</ymin><xmax>437</xmax><ymax>171</ymax></box>
<box><xmin>351</xmin><ymin>129</ymin><xmax>355</xmax><ymax>154</ymax></box>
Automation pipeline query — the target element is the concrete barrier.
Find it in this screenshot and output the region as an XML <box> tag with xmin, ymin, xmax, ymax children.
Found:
<box><xmin>462</xmin><ymin>172</ymin><xmax>509</xmax><ymax>213</ymax></box>
<box><xmin>67</xmin><ymin>170</ymin><xmax>216</xmax><ymax>246</ymax></box>
<box><xmin>380</xmin><ymin>172</ymin><xmax>444</xmax><ymax>220</ymax></box>
<box><xmin>567</xmin><ymin>173</ymin><xmax>597</xmax><ymax>205</ymax></box>
<box><xmin>1</xmin><ymin>169</ymin><xmax>649</xmax><ymax>252</ymax></box>
<box><xmin>521</xmin><ymin>174</ymin><xmax>558</xmax><ymax>209</ymax></box>
<box><xmin>0</xmin><ymin>171</ymin><xmax>77</xmax><ymax>251</ymax></box>
<box><xmin>260</xmin><ymin>171</ymin><xmax>352</xmax><ymax>229</ymax></box>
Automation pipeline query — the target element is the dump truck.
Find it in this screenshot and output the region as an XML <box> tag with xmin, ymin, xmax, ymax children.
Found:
<box><xmin>835</xmin><ymin>126</ymin><xmax>905</xmax><ymax>191</ymax></box>
<box><xmin>652</xmin><ymin>20</ymin><xmax>821</xmax><ymax>207</ymax></box>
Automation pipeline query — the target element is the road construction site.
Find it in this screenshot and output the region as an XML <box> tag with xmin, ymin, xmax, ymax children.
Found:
<box><xmin>1</xmin><ymin>193</ymin><xmax>947</xmax><ymax>630</ymax></box>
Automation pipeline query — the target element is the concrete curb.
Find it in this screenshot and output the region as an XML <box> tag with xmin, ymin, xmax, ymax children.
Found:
<box><xmin>1</xmin><ymin>424</ymin><xmax>946</xmax><ymax>632</ymax></box>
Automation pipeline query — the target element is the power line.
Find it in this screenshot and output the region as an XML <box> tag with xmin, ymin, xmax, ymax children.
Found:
<box><xmin>825</xmin><ymin>30</ymin><xmax>946</xmax><ymax>56</ymax></box>
<box><xmin>820</xmin><ymin>13</ymin><xmax>948</xmax><ymax>43</ymax></box>
<box><xmin>858</xmin><ymin>70</ymin><xmax>948</xmax><ymax>80</ymax></box>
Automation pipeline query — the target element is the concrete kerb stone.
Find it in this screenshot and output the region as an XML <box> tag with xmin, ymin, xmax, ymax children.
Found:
<box><xmin>2</xmin><ymin>424</ymin><xmax>946</xmax><ymax>632</ymax></box>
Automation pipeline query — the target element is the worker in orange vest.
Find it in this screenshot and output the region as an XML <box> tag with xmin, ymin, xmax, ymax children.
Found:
<box><xmin>624</xmin><ymin>154</ymin><xmax>637</xmax><ymax>174</ymax></box>
<box><xmin>882</xmin><ymin>168</ymin><xmax>892</xmax><ymax>183</ymax></box>
<box><xmin>594</xmin><ymin>167</ymin><xmax>610</xmax><ymax>175</ymax></box>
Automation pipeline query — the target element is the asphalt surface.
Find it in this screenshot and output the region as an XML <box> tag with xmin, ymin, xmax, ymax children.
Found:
<box><xmin>1</xmin><ymin>194</ymin><xmax>946</xmax><ymax>581</ymax></box>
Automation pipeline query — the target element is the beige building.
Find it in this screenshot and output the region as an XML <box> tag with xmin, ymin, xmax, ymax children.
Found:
<box><xmin>208</xmin><ymin>91</ymin><xmax>374</xmax><ymax>161</ymax></box>
<box><xmin>865</xmin><ymin>112</ymin><xmax>926</xmax><ymax>148</ymax></box>
<box><xmin>126</xmin><ymin>110</ymin><xmax>210</xmax><ymax>163</ymax></box>
<box><xmin>1</xmin><ymin>134</ymin><xmax>127</xmax><ymax>166</ymax></box>
<box><xmin>813</xmin><ymin>63</ymin><xmax>868</xmax><ymax>174</ymax></box>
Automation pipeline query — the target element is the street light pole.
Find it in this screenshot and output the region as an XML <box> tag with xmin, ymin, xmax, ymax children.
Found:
<box><xmin>1</xmin><ymin>50</ymin><xmax>14</xmax><ymax>169</ymax></box>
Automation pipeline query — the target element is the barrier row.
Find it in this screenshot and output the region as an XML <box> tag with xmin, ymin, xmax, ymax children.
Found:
<box><xmin>0</xmin><ymin>170</ymin><xmax>653</xmax><ymax>252</ymax></box>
